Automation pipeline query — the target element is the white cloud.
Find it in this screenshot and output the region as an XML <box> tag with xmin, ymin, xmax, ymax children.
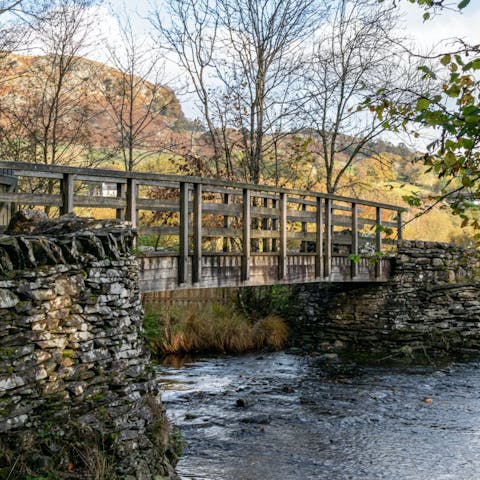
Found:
<box><xmin>398</xmin><ymin>2</ymin><xmax>480</xmax><ymax>52</ymax></box>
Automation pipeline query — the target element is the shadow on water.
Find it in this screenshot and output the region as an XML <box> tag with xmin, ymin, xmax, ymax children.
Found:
<box><xmin>156</xmin><ymin>351</ymin><xmax>480</xmax><ymax>480</ymax></box>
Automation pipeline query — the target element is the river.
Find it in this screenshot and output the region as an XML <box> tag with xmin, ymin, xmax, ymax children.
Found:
<box><xmin>157</xmin><ymin>352</ymin><xmax>480</xmax><ymax>480</ymax></box>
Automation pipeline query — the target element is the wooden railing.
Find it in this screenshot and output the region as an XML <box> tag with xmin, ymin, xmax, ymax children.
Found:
<box><xmin>0</xmin><ymin>161</ymin><xmax>404</xmax><ymax>288</ymax></box>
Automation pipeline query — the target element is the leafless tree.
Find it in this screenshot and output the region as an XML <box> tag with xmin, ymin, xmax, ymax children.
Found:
<box><xmin>0</xmin><ymin>1</ymin><xmax>54</xmax><ymax>86</ymax></box>
<box><xmin>0</xmin><ymin>0</ymin><xmax>103</xmax><ymax>218</ymax></box>
<box><xmin>101</xmin><ymin>5</ymin><xmax>180</xmax><ymax>172</ymax></box>
<box><xmin>298</xmin><ymin>0</ymin><xmax>422</xmax><ymax>194</ymax></box>
<box><xmin>0</xmin><ymin>0</ymin><xmax>100</xmax><ymax>167</ymax></box>
<box><xmin>0</xmin><ymin>1</ymin><xmax>48</xmax><ymax>47</ymax></box>
<box><xmin>150</xmin><ymin>0</ymin><xmax>224</xmax><ymax>175</ymax></box>
<box><xmin>151</xmin><ymin>0</ymin><xmax>327</xmax><ymax>183</ymax></box>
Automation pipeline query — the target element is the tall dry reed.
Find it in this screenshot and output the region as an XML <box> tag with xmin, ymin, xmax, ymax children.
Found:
<box><xmin>143</xmin><ymin>303</ymin><xmax>289</xmax><ymax>355</ymax></box>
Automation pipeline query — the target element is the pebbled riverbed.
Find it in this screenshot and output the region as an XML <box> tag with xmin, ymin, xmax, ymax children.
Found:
<box><xmin>157</xmin><ymin>352</ymin><xmax>480</xmax><ymax>480</ymax></box>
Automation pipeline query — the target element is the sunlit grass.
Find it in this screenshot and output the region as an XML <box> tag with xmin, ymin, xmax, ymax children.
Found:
<box><xmin>143</xmin><ymin>303</ymin><xmax>290</xmax><ymax>355</ymax></box>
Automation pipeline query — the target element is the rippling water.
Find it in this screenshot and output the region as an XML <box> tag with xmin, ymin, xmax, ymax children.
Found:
<box><xmin>157</xmin><ymin>352</ymin><xmax>480</xmax><ymax>480</ymax></box>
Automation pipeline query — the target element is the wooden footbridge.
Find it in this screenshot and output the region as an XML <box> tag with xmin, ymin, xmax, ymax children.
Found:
<box><xmin>0</xmin><ymin>161</ymin><xmax>404</xmax><ymax>292</ymax></box>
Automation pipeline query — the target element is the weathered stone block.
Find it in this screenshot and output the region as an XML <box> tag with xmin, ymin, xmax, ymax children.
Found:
<box><xmin>0</xmin><ymin>289</ymin><xmax>18</xmax><ymax>309</ymax></box>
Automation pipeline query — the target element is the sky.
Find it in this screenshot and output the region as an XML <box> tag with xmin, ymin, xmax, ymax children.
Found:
<box><xmin>101</xmin><ymin>0</ymin><xmax>480</xmax><ymax>52</ymax></box>
<box><xmin>91</xmin><ymin>0</ymin><xmax>480</xmax><ymax>148</ymax></box>
<box><xmin>399</xmin><ymin>1</ymin><xmax>480</xmax><ymax>52</ymax></box>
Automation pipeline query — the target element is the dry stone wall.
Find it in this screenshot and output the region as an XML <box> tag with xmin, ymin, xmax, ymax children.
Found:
<box><xmin>291</xmin><ymin>241</ymin><xmax>480</xmax><ymax>357</ymax></box>
<box><xmin>0</xmin><ymin>211</ymin><xmax>177</xmax><ymax>480</ymax></box>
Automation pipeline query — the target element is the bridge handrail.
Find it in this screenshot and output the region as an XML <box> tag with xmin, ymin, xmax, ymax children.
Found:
<box><xmin>0</xmin><ymin>160</ymin><xmax>405</xmax><ymax>284</ymax></box>
<box><xmin>0</xmin><ymin>161</ymin><xmax>404</xmax><ymax>212</ymax></box>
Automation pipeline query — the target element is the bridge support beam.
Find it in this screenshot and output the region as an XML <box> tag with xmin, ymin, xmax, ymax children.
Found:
<box><xmin>375</xmin><ymin>206</ymin><xmax>383</xmax><ymax>278</ymax></box>
<box><xmin>279</xmin><ymin>193</ymin><xmax>287</xmax><ymax>280</ymax></box>
<box><xmin>179</xmin><ymin>182</ymin><xmax>189</xmax><ymax>285</ymax></box>
<box><xmin>241</xmin><ymin>188</ymin><xmax>251</xmax><ymax>281</ymax></box>
<box><xmin>222</xmin><ymin>193</ymin><xmax>231</xmax><ymax>253</ymax></box>
<box><xmin>351</xmin><ymin>202</ymin><xmax>359</xmax><ymax>278</ymax></box>
<box><xmin>116</xmin><ymin>182</ymin><xmax>126</xmax><ymax>220</ymax></box>
<box><xmin>397</xmin><ymin>211</ymin><xmax>403</xmax><ymax>241</ymax></box>
<box><xmin>192</xmin><ymin>183</ymin><xmax>202</xmax><ymax>284</ymax></box>
<box><xmin>125</xmin><ymin>178</ymin><xmax>137</xmax><ymax>229</ymax></box>
<box><xmin>60</xmin><ymin>173</ymin><xmax>75</xmax><ymax>215</ymax></box>
<box><xmin>324</xmin><ymin>198</ymin><xmax>332</xmax><ymax>278</ymax></box>
<box><xmin>315</xmin><ymin>197</ymin><xmax>323</xmax><ymax>278</ymax></box>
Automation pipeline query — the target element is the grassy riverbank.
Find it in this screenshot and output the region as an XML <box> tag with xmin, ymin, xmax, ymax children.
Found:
<box><xmin>143</xmin><ymin>303</ymin><xmax>290</xmax><ymax>355</ymax></box>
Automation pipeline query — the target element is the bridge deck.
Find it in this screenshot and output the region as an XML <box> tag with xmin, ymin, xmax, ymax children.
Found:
<box><xmin>0</xmin><ymin>161</ymin><xmax>404</xmax><ymax>292</ymax></box>
<box><xmin>139</xmin><ymin>253</ymin><xmax>392</xmax><ymax>292</ymax></box>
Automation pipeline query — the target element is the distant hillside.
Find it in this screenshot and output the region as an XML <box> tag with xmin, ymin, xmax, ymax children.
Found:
<box><xmin>0</xmin><ymin>52</ymin><xmax>186</xmax><ymax>149</ymax></box>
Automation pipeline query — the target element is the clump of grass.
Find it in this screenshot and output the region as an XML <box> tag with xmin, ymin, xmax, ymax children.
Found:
<box><xmin>143</xmin><ymin>303</ymin><xmax>290</xmax><ymax>355</ymax></box>
<box><xmin>253</xmin><ymin>315</ymin><xmax>290</xmax><ymax>350</ymax></box>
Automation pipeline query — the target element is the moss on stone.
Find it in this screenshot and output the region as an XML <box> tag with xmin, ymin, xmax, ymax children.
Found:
<box><xmin>0</xmin><ymin>346</ymin><xmax>17</xmax><ymax>357</ymax></box>
<box><xmin>62</xmin><ymin>349</ymin><xmax>75</xmax><ymax>358</ymax></box>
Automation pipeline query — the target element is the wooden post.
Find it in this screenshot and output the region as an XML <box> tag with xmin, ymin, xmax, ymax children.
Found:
<box><xmin>262</xmin><ymin>197</ymin><xmax>270</xmax><ymax>252</ymax></box>
<box><xmin>324</xmin><ymin>198</ymin><xmax>332</xmax><ymax>278</ymax></box>
<box><xmin>178</xmin><ymin>182</ymin><xmax>189</xmax><ymax>284</ymax></box>
<box><xmin>9</xmin><ymin>172</ymin><xmax>17</xmax><ymax>220</ymax></box>
<box><xmin>251</xmin><ymin>195</ymin><xmax>259</xmax><ymax>252</ymax></box>
<box><xmin>125</xmin><ymin>178</ymin><xmax>137</xmax><ymax>228</ymax></box>
<box><xmin>0</xmin><ymin>169</ymin><xmax>17</xmax><ymax>226</ymax></box>
<box><xmin>351</xmin><ymin>202</ymin><xmax>359</xmax><ymax>278</ymax></box>
<box><xmin>279</xmin><ymin>192</ymin><xmax>287</xmax><ymax>280</ymax></box>
<box><xmin>272</xmin><ymin>198</ymin><xmax>278</xmax><ymax>252</ymax></box>
<box><xmin>300</xmin><ymin>203</ymin><xmax>307</xmax><ymax>252</ymax></box>
<box><xmin>60</xmin><ymin>173</ymin><xmax>74</xmax><ymax>215</ymax></box>
<box><xmin>116</xmin><ymin>182</ymin><xmax>126</xmax><ymax>220</ymax></box>
<box><xmin>241</xmin><ymin>188</ymin><xmax>251</xmax><ymax>282</ymax></box>
<box><xmin>222</xmin><ymin>193</ymin><xmax>231</xmax><ymax>252</ymax></box>
<box><xmin>397</xmin><ymin>210</ymin><xmax>403</xmax><ymax>241</ymax></box>
<box><xmin>376</xmin><ymin>206</ymin><xmax>383</xmax><ymax>278</ymax></box>
<box><xmin>315</xmin><ymin>197</ymin><xmax>323</xmax><ymax>279</ymax></box>
<box><xmin>192</xmin><ymin>183</ymin><xmax>202</xmax><ymax>283</ymax></box>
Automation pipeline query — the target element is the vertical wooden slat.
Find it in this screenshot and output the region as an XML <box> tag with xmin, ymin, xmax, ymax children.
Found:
<box><xmin>315</xmin><ymin>197</ymin><xmax>323</xmax><ymax>278</ymax></box>
<box><xmin>397</xmin><ymin>210</ymin><xmax>403</xmax><ymax>241</ymax></box>
<box><xmin>272</xmin><ymin>197</ymin><xmax>278</xmax><ymax>252</ymax></box>
<box><xmin>279</xmin><ymin>193</ymin><xmax>287</xmax><ymax>280</ymax></box>
<box><xmin>251</xmin><ymin>195</ymin><xmax>259</xmax><ymax>252</ymax></box>
<box><xmin>192</xmin><ymin>183</ymin><xmax>202</xmax><ymax>283</ymax></box>
<box><xmin>351</xmin><ymin>202</ymin><xmax>359</xmax><ymax>278</ymax></box>
<box><xmin>0</xmin><ymin>181</ymin><xmax>7</xmax><ymax>226</ymax></box>
<box><xmin>60</xmin><ymin>173</ymin><xmax>74</xmax><ymax>215</ymax></box>
<box><xmin>324</xmin><ymin>198</ymin><xmax>332</xmax><ymax>278</ymax></box>
<box><xmin>125</xmin><ymin>178</ymin><xmax>137</xmax><ymax>228</ymax></box>
<box><xmin>9</xmin><ymin>174</ymin><xmax>17</xmax><ymax>220</ymax></box>
<box><xmin>241</xmin><ymin>188</ymin><xmax>251</xmax><ymax>281</ymax></box>
<box><xmin>178</xmin><ymin>182</ymin><xmax>189</xmax><ymax>284</ymax></box>
<box><xmin>262</xmin><ymin>197</ymin><xmax>271</xmax><ymax>252</ymax></box>
<box><xmin>300</xmin><ymin>202</ymin><xmax>307</xmax><ymax>252</ymax></box>
<box><xmin>116</xmin><ymin>182</ymin><xmax>126</xmax><ymax>220</ymax></box>
<box><xmin>222</xmin><ymin>193</ymin><xmax>231</xmax><ymax>252</ymax></box>
<box><xmin>376</xmin><ymin>206</ymin><xmax>383</xmax><ymax>278</ymax></box>
<box><xmin>0</xmin><ymin>170</ymin><xmax>17</xmax><ymax>226</ymax></box>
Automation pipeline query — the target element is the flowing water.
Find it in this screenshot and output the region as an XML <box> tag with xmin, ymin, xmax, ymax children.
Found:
<box><xmin>157</xmin><ymin>352</ymin><xmax>480</xmax><ymax>480</ymax></box>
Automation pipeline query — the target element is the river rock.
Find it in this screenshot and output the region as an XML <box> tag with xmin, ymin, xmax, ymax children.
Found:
<box><xmin>240</xmin><ymin>414</ymin><xmax>271</xmax><ymax>425</ymax></box>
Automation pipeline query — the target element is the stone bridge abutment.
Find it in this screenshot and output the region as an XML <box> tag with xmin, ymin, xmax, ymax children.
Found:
<box><xmin>0</xmin><ymin>212</ymin><xmax>177</xmax><ymax>479</ymax></box>
<box><xmin>290</xmin><ymin>241</ymin><xmax>480</xmax><ymax>356</ymax></box>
